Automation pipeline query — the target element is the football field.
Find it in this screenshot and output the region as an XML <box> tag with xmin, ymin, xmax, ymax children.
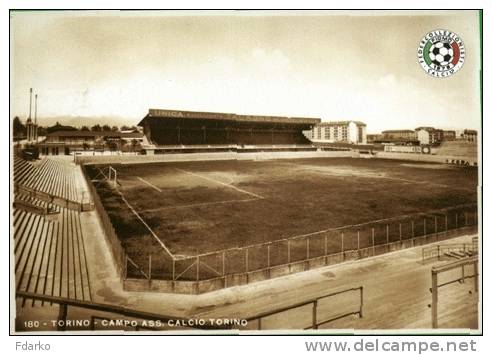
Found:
<box><xmin>86</xmin><ymin>157</ymin><xmax>478</xmax><ymax>258</ymax></box>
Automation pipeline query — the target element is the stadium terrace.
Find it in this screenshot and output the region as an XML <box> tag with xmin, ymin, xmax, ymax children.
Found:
<box><xmin>137</xmin><ymin>108</ymin><xmax>321</xmax><ymax>151</ymax></box>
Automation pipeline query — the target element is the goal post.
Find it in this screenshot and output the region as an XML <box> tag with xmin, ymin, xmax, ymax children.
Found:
<box><xmin>108</xmin><ymin>166</ymin><xmax>118</xmax><ymax>187</ymax></box>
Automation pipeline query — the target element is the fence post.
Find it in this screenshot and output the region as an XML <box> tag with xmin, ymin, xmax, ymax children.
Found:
<box><xmin>372</xmin><ymin>228</ymin><xmax>375</xmax><ymax>256</ymax></box>
<box><xmin>57</xmin><ymin>304</ymin><xmax>68</xmax><ymax>331</ymax></box>
<box><xmin>312</xmin><ymin>300</ymin><xmax>318</xmax><ymax>330</ymax></box>
<box><xmin>222</xmin><ymin>251</ymin><xmax>226</xmax><ymax>276</ymax></box>
<box><xmin>357</xmin><ymin>230</ymin><xmax>360</xmax><ymax>251</ymax></box>
<box><xmin>359</xmin><ymin>287</ymin><xmax>364</xmax><ymax>318</ymax></box>
<box><xmin>172</xmin><ymin>259</ymin><xmax>176</xmax><ymax>281</ymax></box>
<box><xmin>341</xmin><ymin>232</ymin><xmax>344</xmax><ymax>256</ymax></box>
<box><xmin>474</xmin><ymin>260</ymin><xmax>478</xmax><ymax>293</ymax></box>
<box><xmin>424</xmin><ymin>217</ymin><xmax>427</xmax><ymax>239</ymax></box>
<box><xmin>445</xmin><ymin>214</ymin><xmax>448</xmax><ymax>232</ymax></box>
<box><xmin>148</xmin><ymin>255</ymin><xmax>152</xmax><ymax>281</ymax></box>
<box><xmin>324</xmin><ymin>235</ymin><xmax>328</xmax><ymax>256</ymax></box>
<box><xmin>306</xmin><ymin>238</ymin><xmax>310</xmax><ymax>260</ymax></box>
<box><xmin>455</xmin><ymin>212</ymin><xmax>458</xmax><ymax>229</ymax></box>
<box><xmin>245</xmin><ymin>248</ymin><xmax>249</xmax><ymax>273</ymax></box>
<box><xmin>399</xmin><ymin>223</ymin><xmax>402</xmax><ymax>243</ymax></box>
<box><xmin>267</xmin><ymin>244</ymin><xmax>271</xmax><ymax>277</ymax></box>
<box><xmin>465</xmin><ymin>212</ymin><xmax>468</xmax><ymax>226</ymax></box>
<box><xmin>431</xmin><ymin>270</ymin><xmax>438</xmax><ymax>328</ymax></box>
<box><xmin>124</xmin><ymin>255</ymin><xmax>128</xmax><ymax>279</ymax></box>
<box><xmin>434</xmin><ymin>216</ymin><xmax>438</xmax><ymax>240</ymax></box>
<box><xmin>287</xmin><ymin>240</ymin><xmax>291</xmax><ymax>264</ymax></box>
<box><xmin>196</xmin><ymin>255</ymin><xmax>200</xmax><ymax>282</ymax></box>
<box><xmin>386</xmin><ymin>224</ymin><xmax>389</xmax><ymax>251</ymax></box>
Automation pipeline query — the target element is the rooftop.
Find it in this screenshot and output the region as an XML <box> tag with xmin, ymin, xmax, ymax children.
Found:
<box><xmin>139</xmin><ymin>108</ymin><xmax>321</xmax><ymax>125</ymax></box>
<box><xmin>382</xmin><ymin>129</ymin><xmax>415</xmax><ymax>134</ymax></box>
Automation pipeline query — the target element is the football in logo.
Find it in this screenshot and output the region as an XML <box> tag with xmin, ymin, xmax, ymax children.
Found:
<box><xmin>417</xmin><ymin>29</ymin><xmax>465</xmax><ymax>78</ymax></box>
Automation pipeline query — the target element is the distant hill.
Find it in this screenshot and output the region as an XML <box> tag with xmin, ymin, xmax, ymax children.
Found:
<box><xmin>33</xmin><ymin>115</ymin><xmax>138</xmax><ymax>129</ymax></box>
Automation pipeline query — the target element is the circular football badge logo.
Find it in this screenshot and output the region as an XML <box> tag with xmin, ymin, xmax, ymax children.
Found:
<box><xmin>417</xmin><ymin>29</ymin><xmax>465</xmax><ymax>78</ymax></box>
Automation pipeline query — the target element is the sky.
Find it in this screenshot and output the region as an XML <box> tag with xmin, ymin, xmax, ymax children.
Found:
<box><xmin>10</xmin><ymin>10</ymin><xmax>481</xmax><ymax>133</ymax></box>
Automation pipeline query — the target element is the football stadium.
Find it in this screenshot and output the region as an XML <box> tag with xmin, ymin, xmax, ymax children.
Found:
<box><xmin>13</xmin><ymin>108</ymin><xmax>479</xmax><ymax>332</ymax></box>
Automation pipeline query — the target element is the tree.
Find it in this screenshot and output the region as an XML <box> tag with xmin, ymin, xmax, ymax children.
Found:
<box><xmin>121</xmin><ymin>125</ymin><xmax>139</xmax><ymax>132</ymax></box>
<box><xmin>91</xmin><ymin>124</ymin><xmax>102</xmax><ymax>132</ymax></box>
<box><xmin>106</xmin><ymin>140</ymin><xmax>118</xmax><ymax>151</ymax></box>
<box><xmin>46</xmin><ymin>122</ymin><xmax>77</xmax><ymax>134</ymax></box>
<box><xmin>131</xmin><ymin>139</ymin><xmax>140</xmax><ymax>152</ymax></box>
<box><xmin>102</xmin><ymin>124</ymin><xmax>111</xmax><ymax>132</ymax></box>
<box><xmin>13</xmin><ymin>116</ymin><xmax>25</xmax><ymax>137</ymax></box>
<box><xmin>111</xmin><ymin>125</ymin><xmax>119</xmax><ymax>132</ymax></box>
<box><xmin>80</xmin><ymin>125</ymin><xmax>90</xmax><ymax>131</ymax></box>
<box><xmin>37</xmin><ymin>126</ymin><xmax>47</xmax><ymax>136</ymax></box>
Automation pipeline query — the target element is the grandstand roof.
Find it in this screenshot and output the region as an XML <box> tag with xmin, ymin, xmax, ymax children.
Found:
<box><xmin>138</xmin><ymin>109</ymin><xmax>321</xmax><ymax>125</ymax></box>
<box><xmin>415</xmin><ymin>126</ymin><xmax>443</xmax><ymax>132</ymax></box>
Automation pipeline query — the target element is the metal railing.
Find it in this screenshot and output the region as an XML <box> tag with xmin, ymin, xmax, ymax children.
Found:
<box><xmin>422</xmin><ymin>238</ymin><xmax>478</xmax><ymax>262</ymax></box>
<box><xmin>429</xmin><ymin>256</ymin><xmax>479</xmax><ymax>328</ymax></box>
<box><xmin>245</xmin><ymin>286</ymin><xmax>363</xmax><ymax>330</ymax></box>
<box><xmin>15</xmin><ymin>291</ymin><xmax>224</xmax><ymax>331</ymax></box>
<box><xmin>17</xmin><ymin>285</ymin><xmax>362</xmax><ymax>332</ymax></box>
<box><xmin>165</xmin><ymin>204</ymin><xmax>478</xmax><ymax>283</ymax></box>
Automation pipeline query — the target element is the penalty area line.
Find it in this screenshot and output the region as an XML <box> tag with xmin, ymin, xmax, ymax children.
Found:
<box><xmin>138</xmin><ymin>197</ymin><xmax>259</xmax><ymax>213</ymax></box>
<box><xmin>136</xmin><ymin>176</ymin><xmax>162</xmax><ymax>193</ymax></box>
<box><xmin>175</xmin><ymin>168</ymin><xmax>264</xmax><ymax>199</ymax></box>
<box><xmin>115</xmin><ymin>189</ymin><xmax>174</xmax><ymax>259</ymax></box>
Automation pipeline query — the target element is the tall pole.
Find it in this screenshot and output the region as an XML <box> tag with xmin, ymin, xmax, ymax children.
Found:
<box><xmin>35</xmin><ymin>94</ymin><xmax>38</xmax><ymax>143</ymax></box>
<box><xmin>34</xmin><ymin>94</ymin><xmax>38</xmax><ymax>125</ymax></box>
<box><xmin>28</xmin><ymin>88</ymin><xmax>32</xmax><ymax>119</ymax></box>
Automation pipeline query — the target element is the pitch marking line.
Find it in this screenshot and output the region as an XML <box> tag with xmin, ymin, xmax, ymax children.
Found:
<box><xmin>136</xmin><ymin>176</ymin><xmax>162</xmax><ymax>193</ymax></box>
<box><xmin>114</xmin><ymin>189</ymin><xmax>174</xmax><ymax>258</ymax></box>
<box><xmin>175</xmin><ymin>168</ymin><xmax>264</xmax><ymax>199</ymax></box>
<box><xmin>138</xmin><ymin>197</ymin><xmax>259</xmax><ymax>213</ymax></box>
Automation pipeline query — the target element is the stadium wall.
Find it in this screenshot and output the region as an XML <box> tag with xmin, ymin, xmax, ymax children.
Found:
<box><xmin>82</xmin><ymin>165</ymin><xmax>127</xmax><ymax>282</ymax></box>
<box><xmin>75</xmin><ymin>150</ymin><xmax>356</xmax><ymax>165</ymax></box>
<box><xmin>119</xmin><ymin>204</ymin><xmax>477</xmax><ymax>294</ymax></box>
<box><xmin>122</xmin><ymin>223</ymin><xmax>478</xmax><ymax>294</ymax></box>
<box><xmin>376</xmin><ymin>152</ymin><xmax>478</xmax><ymax>165</ymax></box>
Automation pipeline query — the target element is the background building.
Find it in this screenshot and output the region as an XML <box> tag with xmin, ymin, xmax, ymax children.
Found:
<box><xmin>38</xmin><ymin>130</ymin><xmax>144</xmax><ymax>155</ymax></box>
<box><xmin>462</xmin><ymin>129</ymin><xmax>478</xmax><ymax>142</ymax></box>
<box><xmin>415</xmin><ymin>127</ymin><xmax>444</xmax><ymax>145</ymax></box>
<box><xmin>443</xmin><ymin>130</ymin><xmax>457</xmax><ymax>141</ymax></box>
<box><xmin>305</xmin><ymin>121</ymin><xmax>367</xmax><ymax>144</ymax></box>
<box><xmin>381</xmin><ymin>129</ymin><xmax>417</xmax><ymax>140</ymax></box>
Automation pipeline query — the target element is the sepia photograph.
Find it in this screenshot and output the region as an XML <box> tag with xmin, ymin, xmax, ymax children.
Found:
<box><xmin>9</xmin><ymin>9</ymin><xmax>481</xmax><ymax>334</ymax></box>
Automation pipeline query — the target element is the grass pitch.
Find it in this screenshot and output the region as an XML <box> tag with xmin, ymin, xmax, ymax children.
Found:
<box><xmin>87</xmin><ymin>158</ymin><xmax>477</xmax><ymax>260</ymax></box>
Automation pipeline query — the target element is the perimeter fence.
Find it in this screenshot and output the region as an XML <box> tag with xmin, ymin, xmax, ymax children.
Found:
<box><xmin>83</xmin><ymin>164</ymin><xmax>478</xmax><ymax>292</ymax></box>
<box><xmin>160</xmin><ymin>203</ymin><xmax>478</xmax><ymax>284</ymax></box>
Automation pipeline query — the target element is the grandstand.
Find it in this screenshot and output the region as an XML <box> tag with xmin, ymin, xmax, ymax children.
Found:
<box><xmin>13</xmin><ymin>154</ymin><xmax>93</xmax><ymax>316</ymax></box>
<box><xmin>138</xmin><ymin>109</ymin><xmax>320</xmax><ymax>153</ymax></box>
<box><xmin>14</xmin><ymin>155</ymin><xmax>91</xmax><ymax>210</ymax></box>
<box><xmin>14</xmin><ymin>195</ymin><xmax>92</xmax><ymax>303</ymax></box>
